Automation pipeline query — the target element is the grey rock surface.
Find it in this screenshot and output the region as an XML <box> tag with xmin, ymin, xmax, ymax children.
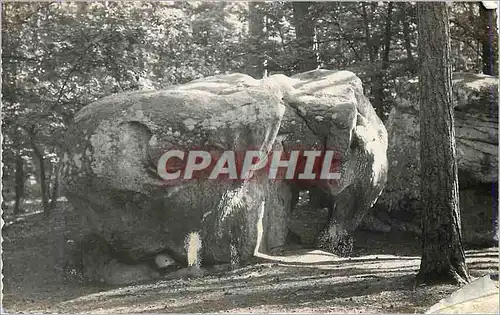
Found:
<box><xmin>61</xmin><ymin>69</ymin><xmax>388</xmax><ymax>284</ymax></box>
<box><xmin>368</xmin><ymin>73</ymin><xmax>498</xmax><ymax>245</ymax></box>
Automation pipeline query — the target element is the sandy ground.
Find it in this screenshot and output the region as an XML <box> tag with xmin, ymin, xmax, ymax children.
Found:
<box><xmin>2</xmin><ymin>205</ymin><xmax>498</xmax><ymax>313</ymax></box>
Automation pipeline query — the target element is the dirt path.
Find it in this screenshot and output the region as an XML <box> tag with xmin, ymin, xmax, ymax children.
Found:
<box><xmin>2</xmin><ymin>208</ymin><xmax>498</xmax><ymax>313</ymax></box>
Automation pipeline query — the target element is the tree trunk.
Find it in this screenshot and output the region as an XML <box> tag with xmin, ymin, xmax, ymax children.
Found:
<box><xmin>49</xmin><ymin>162</ymin><xmax>61</xmax><ymax>212</ymax></box>
<box><xmin>479</xmin><ymin>3</ymin><xmax>498</xmax><ymax>75</ymax></box>
<box><xmin>372</xmin><ymin>2</ymin><xmax>393</xmax><ymax>120</ymax></box>
<box><xmin>416</xmin><ymin>2</ymin><xmax>470</xmax><ymax>285</ymax></box>
<box><xmin>292</xmin><ymin>2</ymin><xmax>318</xmax><ymax>72</ymax></box>
<box><xmin>381</xmin><ymin>2</ymin><xmax>393</xmax><ymax>71</ymax></box>
<box><xmin>13</xmin><ymin>153</ymin><xmax>25</xmax><ymax>215</ymax></box>
<box><xmin>401</xmin><ymin>3</ymin><xmax>415</xmax><ymax>72</ymax></box>
<box><xmin>30</xmin><ymin>137</ymin><xmax>50</xmax><ymax>216</ymax></box>
<box><xmin>247</xmin><ymin>2</ymin><xmax>266</xmax><ymax>79</ymax></box>
<box><xmin>361</xmin><ymin>3</ymin><xmax>374</xmax><ymax>62</ymax></box>
<box><xmin>362</xmin><ymin>2</ymin><xmax>385</xmax><ymax>117</ymax></box>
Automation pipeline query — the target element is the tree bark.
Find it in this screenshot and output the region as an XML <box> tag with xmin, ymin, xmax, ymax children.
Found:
<box><xmin>417</xmin><ymin>2</ymin><xmax>470</xmax><ymax>285</ymax></box>
<box><xmin>247</xmin><ymin>2</ymin><xmax>266</xmax><ymax>79</ymax></box>
<box><xmin>13</xmin><ymin>153</ymin><xmax>25</xmax><ymax>215</ymax></box>
<box><xmin>479</xmin><ymin>3</ymin><xmax>498</xmax><ymax>75</ymax></box>
<box><xmin>292</xmin><ymin>2</ymin><xmax>318</xmax><ymax>72</ymax></box>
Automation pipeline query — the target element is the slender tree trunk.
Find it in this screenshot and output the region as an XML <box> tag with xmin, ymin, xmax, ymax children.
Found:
<box><xmin>46</xmin><ymin>159</ymin><xmax>54</xmax><ymax>194</ymax></box>
<box><xmin>401</xmin><ymin>3</ymin><xmax>415</xmax><ymax>72</ymax></box>
<box><xmin>372</xmin><ymin>2</ymin><xmax>393</xmax><ymax>120</ymax></box>
<box><xmin>362</xmin><ymin>3</ymin><xmax>374</xmax><ymax>62</ymax></box>
<box><xmin>247</xmin><ymin>2</ymin><xmax>266</xmax><ymax>79</ymax></box>
<box><xmin>49</xmin><ymin>162</ymin><xmax>61</xmax><ymax>212</ymax></box>
<box><xmin>416</xmin><ymin>2</ymin><xmax>470</xmax><ymax>285</ymax></box>
<box><xmin>479</xmin><ymin>3</ymin><xmax>498</xmax><ymax>75</ymax></box>
<box><xmin>30</xmin><ymin>136</ymin><xmax>50</xmax><ymax>216</ymax></box>
<box><xmin>361</xmin><ymin>2</ymin><xmax>381</xmax><ymax>63</ymax></box>
<box><xmin>381</xmin><ymin>2</ymin><xmax>393</xmax><ymax>71</ymax></box>
<box><xmin>292</xmin><ymin>2</ymin><xmax>318</xmax><ymax>72</ymax></box>
<box><xmin>362</xmin><ymin>2</ymin><xmax>385</xmax><ymax>117</ymax></box>
<box><xmin>14</xmin><ymin>153</ymin><xmax>25</xmax><ymax>215</ymax></box>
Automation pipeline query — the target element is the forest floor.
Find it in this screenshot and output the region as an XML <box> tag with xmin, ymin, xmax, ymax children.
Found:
<box><xmin>2</xmin><ymin>203</ymin><xmax>499</xmax><ymax>314</ymax></box>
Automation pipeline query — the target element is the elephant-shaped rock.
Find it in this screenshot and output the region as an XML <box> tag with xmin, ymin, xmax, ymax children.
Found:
<box><xmin>61</xmin><ymin>69</ymin><xmax>388</xmax><ymax>284</ymax></box>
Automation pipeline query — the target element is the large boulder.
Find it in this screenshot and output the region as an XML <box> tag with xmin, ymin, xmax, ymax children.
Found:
<box><xmin>61</xmin><ymin>69</ymin><xmax>388</xmax><ymax>284</ymax></box>
<box><xmin>369</xmin><ymin>73</ymin><xmax>498</xmax><ymax>245</ymax></box>
<box><xmin>62</xmin><ymin>74</ymin><xmax>291</xmax><ymax>281</ymax></box>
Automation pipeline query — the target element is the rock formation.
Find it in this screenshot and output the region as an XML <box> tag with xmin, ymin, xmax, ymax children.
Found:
<box><xmin>368</xmin><ymin>73</ymin><xmax>498</xmax><ymax>245</ymax></box>
<box><xmin>61</xmin><ymin>69</ymin><xmax>388</xmax><ymax>284</ymax></box>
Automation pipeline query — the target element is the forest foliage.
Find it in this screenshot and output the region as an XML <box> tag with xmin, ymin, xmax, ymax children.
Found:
<box><xmin>1</xmin><ymin>1</ymin><xmax>497</xmax><ymax>215</ymax></box>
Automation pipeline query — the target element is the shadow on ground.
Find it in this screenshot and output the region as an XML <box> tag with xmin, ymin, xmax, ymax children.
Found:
<box><xmin>3</xmin><ymin>205</ymin><xmax>498</xmax><ymax>313</ymax></box>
